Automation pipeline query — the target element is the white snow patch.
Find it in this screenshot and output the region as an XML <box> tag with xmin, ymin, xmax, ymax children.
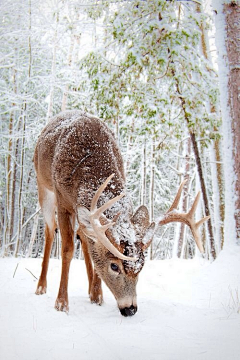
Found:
<box><xmin>1</xmin><ymin>246</ymin><xmax>240</xmax><ymax>360</ymax></box>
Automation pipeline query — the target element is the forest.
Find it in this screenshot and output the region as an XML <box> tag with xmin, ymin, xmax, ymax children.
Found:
<box><xmin>1</xmin><ymin>1</ymin><xmax>240</xmax><ymax>360</ymax></box>
<box><xmin>0</xmin><ymin>0</ymin><xmax>239</xmax><ymax>261</ymax></box>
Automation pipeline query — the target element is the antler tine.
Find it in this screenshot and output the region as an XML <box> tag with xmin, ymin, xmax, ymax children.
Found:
<box><xmin>187</xmin><ymin>191</ymin><xmax>201</xmax><ymax>219</ymax></box>
<box><xmin>167</xmin><ymin>179</ymin><xmax>187</xmax><ymax>213</ymax></box>
<box><xmin>91</xmin><ymin>173</ymin><xmax>115</xmax><ymax>212</ymax></box>
<box><xmin>94</xmin><ymin>193</ymin><xmax>125</xmax><ymax>218</ymax></box>
<box><xmin>90</xmin><ymin>173</ymin><xmax>125</xmax><ymax>218</ymax></box>
<box><xmin>196</xmin><ymin>215</ymin><xmax>211</xmax><ymax>229</ymax></box>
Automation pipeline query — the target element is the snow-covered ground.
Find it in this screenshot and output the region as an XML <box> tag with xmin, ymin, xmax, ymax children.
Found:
<box><xmin>1</xmin><ymin>247</ymin><xmax>240</xmax><ymax>360</ymax></box>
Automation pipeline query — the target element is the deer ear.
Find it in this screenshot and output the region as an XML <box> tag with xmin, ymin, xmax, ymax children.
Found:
<box><xmin>131</xmin><ymin>205</ymin><xmax>150</xmax><ymax>235</ymax></box>
<box><xmin>77</xmin><ymin>206</ymin><xmax>96</xmax><ymax>239</ymax></box>
<box><xmin>142</xmin><ymin>222</ymin><xmax>156</xmax><ymax>251</ymax></box>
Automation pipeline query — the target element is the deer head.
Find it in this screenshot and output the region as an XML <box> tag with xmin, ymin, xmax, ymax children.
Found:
<box><xmin>77</xmin><ymin>174</ymin><xmax>155</xmax><ymax>316</ymax></box>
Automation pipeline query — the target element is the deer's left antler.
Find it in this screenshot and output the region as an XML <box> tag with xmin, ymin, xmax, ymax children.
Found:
<box><xmin>89</xmin><ymin>174</ymin><xmax>137</xmax><ymax>262</ymax></box>
<box><xmin>158</xmin><ymin>180</ymin><xmax>210</xmax><ymax>253</ymax></box>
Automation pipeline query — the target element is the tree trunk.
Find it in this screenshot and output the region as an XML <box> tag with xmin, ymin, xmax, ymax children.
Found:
<box><xmin>149</xmin><ymin>139</ymin><xmax>155</xmax><ymax>259</ymax></box>
<box><xmin>61</xmin><ymin>25</ymin><xmax>75</xmax><ymax>111</ymax></box>
<box><xmin>213</xmin><ymin>1</ymin><xmax>240</xmax><ymax>243</ymax></box>
<box><xmin>46</xmin><ymin>10</ymin><xmax>59</xmax><ymax>122</ymax></box>
<box><xmin>14</xmin><ymin>109</ymin><xmax>26</xmax><ymax>257</ymax></box>
<box><xmin>223</xmin><ymin>3</ymin><xmax>240</xmax><ymax>240</ymax></box>
<box><xmin>174</xmin><ymin>77</ymin><xmax>216</xmax><ymax>259</ymax></box>
<box><xmin>9</xmin><ymin>117</ymin><xmax>22</xmax><ymax>253</ymax></box>
<box><xmin>177</xmin><ymin>137</ymin><xmax>191</xmax><ymax>258</ymax></box>
<box><xmin>27</xmin><ymin>206</ymin><xmax>40</xmax><ymax>257</ymax></box>
<box><xmin>141</xmin><ymin>138</ymin><xmax>147</xmax><ymax>206</ymax></box>
<box><xmin>197</xmin><ymin>2</ymin><xmax>225</xmax><ymax>250</ymax></box>
<box><xmin>190</xmin><ymin>131</ymin><xmax>216</xmax><ymax>259</ymax></box>
<box><xmin>214</xmin><ymin>140</ymin><xmax>225</xmax><ymax>248</ymax></box>
<box><xmin>3</xmin><ymin>67</ymin><xmax>18</xmax><ymax>255</ymax></box>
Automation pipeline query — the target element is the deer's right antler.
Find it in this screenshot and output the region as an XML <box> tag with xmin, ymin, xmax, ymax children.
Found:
<box><xmin>89</xmin><ymin>174</ymin><xmax>137</xmax><ymax>262</ymax></box>
<box><xmin>157</xmin><ymin>180</ymin><xmax>210</xmax><ymax>253</ymax></box>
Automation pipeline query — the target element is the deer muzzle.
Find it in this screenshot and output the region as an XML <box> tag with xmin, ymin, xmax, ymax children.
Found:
<box><xmin>119</xmin><ymin>305</ymin><xmax>138</xmax><ymax>317</ymax></box>
<box><xmin>117</xmin><ymin>296</ymin><xmax>138</xmax><ymax>317</ymax></box>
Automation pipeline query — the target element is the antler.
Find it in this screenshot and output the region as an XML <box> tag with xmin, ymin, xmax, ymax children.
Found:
<box><xmin>90</xmin><ymin>174</ymin><xmax>137</xmax><ymax>262</ymax></box>
<box><xmin>158</xmin><ymin>180</ymin><xmax>210</xmax><ymax>253</ymax></box>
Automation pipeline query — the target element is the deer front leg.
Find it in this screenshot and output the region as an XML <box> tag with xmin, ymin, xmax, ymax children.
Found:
<box><xmin>90</xmin><ymin>271</ymin><xmax>103</xmax><ymax>305</ymax></box>
<box><xmin>77</xmin><ymin>229</ymin><xmax>93</xmax><ymax>295</ymax></box>
<box><xmin>55</xmin><ymin>208</ymin><xmax>74</xmax><ymax>313</ymax></box>
<box><xmin>77</xmin><ymin>229</ymin><xmax>103</xmax><ymax>305</ymax></box>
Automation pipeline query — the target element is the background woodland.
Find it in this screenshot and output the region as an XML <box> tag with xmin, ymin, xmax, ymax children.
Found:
<box><xmin>0</xmin><ymin>0</ymin><xmax>239</xmax><ymax>260</ymax></box>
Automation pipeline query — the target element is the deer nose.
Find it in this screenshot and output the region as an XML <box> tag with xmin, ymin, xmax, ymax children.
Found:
<box><xmin>119</xmin><ymin>305</ymin><xmax>137</xmax><ymax>317</ymax></box>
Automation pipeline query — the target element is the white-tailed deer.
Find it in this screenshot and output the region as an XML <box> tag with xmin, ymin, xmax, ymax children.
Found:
<box><xmin>34</xmin><ymin>111</ymin><xmax>209</xmax><ymax>316</ymax></box>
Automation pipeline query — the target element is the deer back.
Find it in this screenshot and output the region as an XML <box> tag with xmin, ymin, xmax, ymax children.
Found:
<box><xmin>34</xmin><ymin>111</ymin><xmax>126</xmax><ymax>212</ymax></box>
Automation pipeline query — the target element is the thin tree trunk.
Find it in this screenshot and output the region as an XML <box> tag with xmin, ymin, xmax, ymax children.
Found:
<box><xmin>190</xmin><ymin>132</ymin><xmax>216</xmax><ymax>259</ymax></box>
<box><xmin>61</xmin><ymin>28</ymin><xmax>75</xmax><ymax>111</ymax></box>
<box><xmin>141</xmin><ymin>138</ymin><xmax>147</xmax><ymax>206</ymax></box>
<box><xmin>125</xmin><ymin>118</ymin><xmax>135</xmax><ymax>177</ymax></box>
<box><xmin>149</xmin><ymin>139</ymin><xmax>155</xmax><ymax>259</ymax></box>
<box><xmin>197</xmin><ymin>2</ymin><xmax>225</xmax><ymax>252</ymax></box>
<box><xmin>46</xmin><ymin>10</ymin><xmax>59</xmax><ymax>122</ymax></box>
<box><xmin>27</xmin><ymin>206</ymin><xmax>40</xmax><ymax>257</ymax></box>
<box><xmin>4</xmin><ymin>111</ymin><xmax>14</xmax><ymax>251</ymax></box>
<box><xmin>9</xmin><ymin>117</ymin><xmax>22</xmax><ymax>253</ymax></box>
<box><xmin>174</xmin><ymin>77</ymin><xmax>216</xmax><ymax>259</ymax></box>
<box><xmin>214</xmin><ymin>140</ymin><xmax>225</xmax><ymax>248</ymax></box>
<box><xmin>178</xmin><ymin>137</ymin><xmax>191</xmax><ymax>258</ymax></box>
<box><xmin>3</xmin><ymin>67</ymin><xmax>17</xmax><ymax>254</ymax></box>
<box><xmin>14</xmin><ymin>111</ymin><xmax>26</xmax><ymax>257</ymax></box>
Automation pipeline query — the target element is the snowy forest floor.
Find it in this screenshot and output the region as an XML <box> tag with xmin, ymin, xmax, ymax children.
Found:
<box><xmin>0</xmin><ymin>247</ymin><xmax>240</xmax><ymax>360</ymax></box>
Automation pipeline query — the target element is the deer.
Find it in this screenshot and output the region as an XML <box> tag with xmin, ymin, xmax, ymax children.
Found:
<box><xmin>34</xmin><ymin>110</ymin><xmax>209</xmax><ymax>317</ymax></box>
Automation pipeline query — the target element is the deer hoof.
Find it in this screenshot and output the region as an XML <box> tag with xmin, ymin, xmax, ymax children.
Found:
<box><xmin>35</xmin><ymin>285</ymin><xmax>47</xmax><ymax>295</ymax></box>
<box><xmin>55</xmin><ymin>298</ymin><xmax>69</xmax><ymax>313</ymax></box>
<box><xmin>90</xmin><ymin>293</ymin><xmax>103</xmax><ymax>306</ymax></box>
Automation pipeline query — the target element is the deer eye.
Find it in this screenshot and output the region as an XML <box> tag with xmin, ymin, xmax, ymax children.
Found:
<box><xmin>110</xmin><ymin>263</ymin><xmax>119</xmax><ymax>272</ymax></box>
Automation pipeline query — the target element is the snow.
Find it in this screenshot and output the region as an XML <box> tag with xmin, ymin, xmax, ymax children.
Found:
<box><xmin>1</xmin><ymin>247</ymin><xmax>240</xmax><ymax>360</ymax></box>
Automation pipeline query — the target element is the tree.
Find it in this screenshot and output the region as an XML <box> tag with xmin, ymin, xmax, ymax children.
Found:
<box><xmin>212</xmin><ymin>0</ymin><xmax>240</xmax><ymax>244</ymax></box>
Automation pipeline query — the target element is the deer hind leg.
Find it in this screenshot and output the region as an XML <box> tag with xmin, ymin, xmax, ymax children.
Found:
<box><xmin>77</xmin><ymin>228</ymin><xmax>103</xmax><ymax>305</ymax></box>
<box><xmin>36</xmin><ymin>187</ymin><xmax>57</xmax><ymax>295</ymax></box>
<box><xmin>55</xmin><ymin>207</ymin><xmax>74</xmax><ymax>312</ymax></box>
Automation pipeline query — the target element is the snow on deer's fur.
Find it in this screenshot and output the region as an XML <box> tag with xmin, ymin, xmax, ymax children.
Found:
<box><xmin>34</xmin><ymin>111</ymin><xmax>209</xmax><ymax>317</ymax></box>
